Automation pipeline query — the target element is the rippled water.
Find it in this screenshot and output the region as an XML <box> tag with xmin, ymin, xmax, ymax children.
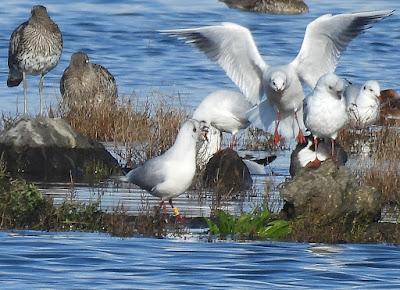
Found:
<box><xmin>0</xmin><ymin>0</ymin><xmax>398</xmax><ymax>113</ymax></box>
<box><xmin>0</xmin><ymin>231</ymin><xmax>400</xmax><ymax>289</ymax></box>
<box><xmin>1</xmin><ymin>0</ymin><xmax>400</xmax><ymax>288</ymax></box>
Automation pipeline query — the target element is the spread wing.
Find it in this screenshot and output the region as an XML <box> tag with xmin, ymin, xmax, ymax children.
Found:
<box><xmin>161</xmin><ymin>22</ymin><xmax>268</xmax><ymax>105</ymax></box>
<box><xmin>291</xmin><ymin>10</ymin><xmax>393</xmax><ymax>89</ymax></box>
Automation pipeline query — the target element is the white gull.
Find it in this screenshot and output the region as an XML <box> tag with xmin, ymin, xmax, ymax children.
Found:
<box><xmin>345</xmin><ymin>80</ymin><xmax>381</xmax><ymax>128</ymax></box>
<box><xmin>305</xmin><ymin>73</ymin><xmax>348</xmax><ymax>167</ymax></box>
<box><xmin>161</xmin><ymin>10</ymin><xmax>393</xmax><ymax>144</ymax></box>
<box><xmin>124</xmin><ymin>119</ymin><xmax>204</xmax><ymax>219</ymax></box>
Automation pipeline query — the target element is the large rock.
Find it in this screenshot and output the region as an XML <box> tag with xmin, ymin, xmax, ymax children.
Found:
<box><xmin>0</xmin><ymin>117</ymin><xmax>120</xmax><ymax>182</ymax></box>
<box><xmin>203</xmin><ymin>148</ymin><xmax>253</xmax><ymax>195</ymax></box>
<box><xmin>219</xmin><ymin>0</ymin><xmax>309</xmax><ymax>14</ymax></box>
<box><xmin>281</xmin><ymin>160</ymin><xmax>381</xmax><ymax>222</ymax></box>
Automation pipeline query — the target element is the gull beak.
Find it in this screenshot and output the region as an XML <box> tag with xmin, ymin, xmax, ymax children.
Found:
<box><xmin>336</xmin><ymin>90</ymin><xmax>343</xmax><ymax>100</ymax></box>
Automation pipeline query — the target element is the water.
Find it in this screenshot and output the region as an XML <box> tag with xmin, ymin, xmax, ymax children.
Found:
<box><xmin>0</xmin><ymin>230</ymin><xmax>399</xmax><ymax>289</ymax></box>
<box><xmin>0</xmin><ymin>0</ymin><xmax>398</xmax><ymax>114</ymax></box>
<box><xmin>1</xmin><ymin>0</ymin><xmax>400</xmax><ymax>287</ymax></box>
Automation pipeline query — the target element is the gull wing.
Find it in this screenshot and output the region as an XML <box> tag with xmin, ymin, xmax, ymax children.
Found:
<box><xmin>291</xmin><ymin>10</ymin><xmax>393</xmax><ymax>89</ymax></box>
<box><xmin>161</xmin><ymin>22</ymin><xmax>268</xmax><ymax>105</ymax></box>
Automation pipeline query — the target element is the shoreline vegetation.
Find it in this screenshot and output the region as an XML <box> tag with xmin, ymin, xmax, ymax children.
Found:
<box><xmin>0</xmin><ymin>91</ymin><xmax>399</xmax><ymax>244</ymax></box>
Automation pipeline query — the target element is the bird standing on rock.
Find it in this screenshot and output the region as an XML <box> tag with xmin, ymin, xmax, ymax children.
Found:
<box><xmin>161</xmin><ymin>10</ymin><xmax>392</xmax><ymax>145</ymax></box>
<box><xmin>305</xmin><ymin>73</ymin><xmax>348</xmax><ymax>168</ymax></box>
<box><xmin>60</xmin><ymin>52</ymin><xmax>118</xmax><ymax>109</ymax></box>
<box><xmin>8</xmin><ymin>5</ymin><xmax>63</xmax><ymax>116</ymax></box>
<box><xmin>123</xmin><ymin>119</ymin><xmax>207</xmax><ymax>220</ymax></box>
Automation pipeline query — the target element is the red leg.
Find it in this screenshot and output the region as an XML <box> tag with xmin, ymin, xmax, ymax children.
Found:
<box><xmin>306</xmin><ymin>137</ymin><xmax>322</xmax><ymax>168</ymax></box>
<box><xmin>294</xmin><ymin>111</ymin><xmax>306</xmax><ymax>144</ymax></box>
<box><xmin>273</xmin><ymin>112</ymin><xmax>281</xmax><ymax>145</ymax></box>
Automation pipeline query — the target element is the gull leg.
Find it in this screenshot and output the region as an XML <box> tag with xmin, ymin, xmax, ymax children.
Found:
<box><xmin>23</xmin><ymin>72</ymin><xmax>27</xmax><ymax>115</ymax></box>
<box><xmin>294</xmin><ymin>111</ymin><xmax>306</xmax><ymax>144</ymax></box>
<box><xmin>306</xmin><ymin>136</ymin><xmax>322</xmax><ymax>168</ymax></box>
<box><xmin>331</xmin><ymin>139</ymin><xmax>337</xmax><ymax>162</ymax></box>
<box><xmin>159</xmin><ymin>200</ymin><xmax>167</xmax><ymax>214</ymax></box>
<box><xmin>273</xmin><ymin>112</ymin><xmax>281</xmax><ymax>145</ymax></box>
<box><xmin>229</xmin><ymin>134</ymin><xmax>237</xmax><ymax>149</ymax></box>
<box><xmin>169</xmin><ymin>198</ymin><xmax>185</xmax><ymax>222</ymax></box>
<box><xmin>39</xmin><ymin>74</ymin><xmax>45</xmax><ymax>117</ymax></box>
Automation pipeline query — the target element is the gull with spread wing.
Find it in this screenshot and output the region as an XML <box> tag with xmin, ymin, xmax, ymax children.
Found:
<box><xmin>161</xmin><ymin>10</ymin><xmax>393</xmax><ymax>144</ymax></box>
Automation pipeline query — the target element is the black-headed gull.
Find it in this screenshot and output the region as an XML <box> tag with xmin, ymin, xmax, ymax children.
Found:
<box><xmin>124</xmin><ymin>119</ymin><xmax>204</xmax><ymax>219</ymax></box>
<box><xmin>290</xmin><ymin>133</ymin><xmax>348</xmax><ymax>176</ymax></box>
<box><xmin>161</xmin><ymin>10</ymin><xmax>393</xmax><ymax>144</ymax></box>
<box><xmin>305</xmin><ymin>73</ymin><xmax>348</xmax><ymax>167</ymax></box>
<box><xmin>192</xmin><ymin>90</ymin><xmax>253</xmax><ymax>148</ymax></box>
<box><xmin>346</xmin><ymin>80</ymin><xmax>381</xmax><ymax>128</ymax></box>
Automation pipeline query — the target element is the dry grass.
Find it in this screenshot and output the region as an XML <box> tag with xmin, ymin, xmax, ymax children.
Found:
<box><xmin>339</xmin><ymin>126</ymin><xmax>400</xmax><ymax>205</ymax></box>
<box><xmin>56</xmin><ymin>91</ymin><xmax>189</xmax><ymax>164</ymax></box>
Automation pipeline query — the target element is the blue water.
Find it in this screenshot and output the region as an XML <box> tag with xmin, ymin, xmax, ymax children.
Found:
<box><xmin>1</xmin><ymin>0</ymin><xmax>400</xmax><ymax>288</ymax></box>
<box><xmin>0</xmin><ymin>0</ymin><xmax>398</xmax><ymax>114</ymax></box>
<box><xmin>0</xmin><ymin>231</ymin><xmax>399</xmax><ymax>289</ymax></box>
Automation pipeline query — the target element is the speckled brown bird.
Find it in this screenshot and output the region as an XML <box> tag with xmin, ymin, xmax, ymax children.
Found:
<box><xmin>8</xmin><ymin>5</ymin><xmax>63</xmax><ymax>115</ymax></box>
<box><xmin>379</xmin><ymin>89</ymin><xmax>400</xmax><ymax>125</ymax></box>
<box><xmin>60</xmin><ymin>52</ymin><xmax>118</xmax><ymax>109</ymax></box>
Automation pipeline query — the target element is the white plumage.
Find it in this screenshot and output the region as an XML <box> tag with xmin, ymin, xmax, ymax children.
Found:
<box><xmin>346</xmin><ymin>80</ymin><xmax>381</xmax><ymax>128</ymax></box>
<box><xmin>161</xmin><ymin>10</ymin><xmax>392</xmax><ymax>143</ymax></box>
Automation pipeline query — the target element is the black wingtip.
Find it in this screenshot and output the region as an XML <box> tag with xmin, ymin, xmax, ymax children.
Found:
<box><xmin>7</xmin><ymin>77</ymin><xmax>22</xmax><ymax>87</ymax></box>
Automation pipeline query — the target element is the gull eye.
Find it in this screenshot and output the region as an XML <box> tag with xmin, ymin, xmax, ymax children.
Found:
<box><xmin>328</xmin><ymin>85</ymin><xmax>333</xmax><ymax>90</ymax></box>
<box><xmin>193</xmin><ymin>127</ymin><xmax>197</xmax><ymax>133</ymax></box>
<box><xmin>272</xmin><ymin>81</ymin><xmax>276</xmax><ymax>86</ymax></box>
<box><xmin>369</xmin><ymin>88</ymin><xmax>373</xmax><ymax>92</ymax></box>
<box><xmin>363</xmin><ymin>86</ymin><xmax>367</xmax><ymax>90</ymax></box>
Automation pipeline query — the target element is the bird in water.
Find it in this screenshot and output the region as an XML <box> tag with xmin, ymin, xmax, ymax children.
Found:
<box><xmin>8</xmin><ymin>5</ymin><xmax>63</xmax><ymax>116</ymax></box>
<box><xmin>123</xmin><ymin>119</ymin><xmax>207</xmax><ymax>220</ymax></box>
<box><xmin>161</xmin><ymin>10</ymin><xmax>392</xmax><ymax>145</ymax></box>
<box><xmin>60</xmin><ymin>51</ymin><xmax>118</xmax><ymax>109</ymax></box>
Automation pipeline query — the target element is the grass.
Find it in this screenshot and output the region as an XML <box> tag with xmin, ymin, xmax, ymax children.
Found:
<box><xmin>339</xmin><ymin>126</ymin><xmax>400</xmax><ymax>206</ymax></box>
<box><xmin>56</xmin><ymin>92</ymin><xmax>188</xmax><ymax>164</ymax></box>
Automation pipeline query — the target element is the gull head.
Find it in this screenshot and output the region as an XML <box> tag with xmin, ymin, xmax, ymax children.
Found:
<box><xmin>361</xmin><ymin>80</ymin><xmax>381</xmax><ymax>102</ymax></box>
<box><xmin>318</xmin><ymin>73</ymin><xmax>346</xmax><ymax>100</ymax></box>
<box><xmin>179</xmin><ymin>119</ymin><xmax>209</xmax><ymax>143</ymax></box>
<box><xmin>269</xmin><ymin>71</ymin><xmax>287</xmax><ymax>93</ymax></box>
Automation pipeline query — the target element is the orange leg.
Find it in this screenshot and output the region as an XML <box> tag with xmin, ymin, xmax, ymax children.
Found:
<box><xmin>169</xmin><ymin>199</ymin><xmax>185</xmax><ymax>222</ymax></box>
<box><xmin>273</xmin><ymin>112</ymin><xmax>281</xmax><ymax>145</ymax></box>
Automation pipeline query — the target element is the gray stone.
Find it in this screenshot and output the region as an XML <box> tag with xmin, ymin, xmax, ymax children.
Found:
<box><xmin>219</xmin><ymin>0</ymin><xmax>309</xmax><ymax>14</ymax></box>
<box><xmin>0</xmin><ymin>117</ymin><xmax>119</xmax><ymax>182</ymax></box>
<box><xmin>281</xmin><ymin>160</ymin><xmax>380</xmax><ymax>221</ymax></box>
<box><xmin>203</xmin><ymin>148</ymin><xmax>253</xmax><ymax>195</ymax></box>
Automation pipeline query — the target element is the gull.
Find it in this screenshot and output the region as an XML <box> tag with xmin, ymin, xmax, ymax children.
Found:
<box><xmin>8</xmin><ymin>5</ymin><xmax>63</xmax><ymax>116</ymax></box>
<box><xmin>289</xmin><ymin>132</ymin><xmax>348</xmax><ymax>177</ymax></box>
<box><xmin>345</xmin><ymin>80</ymin><xmax>381</xmax><ymax>128</ymax></box>
<box><xmin>60</xmin><ymin>52</ymin><xmax>118</xmax><ymax>109</ymax></box>
<box><xmin>161</xmin><ymin>10</ymin><xmax>393</xmax><ymax>144</ymax></box>
<box><xmin>192</xmin><ymin>90</ymin><xmax>253</xmax><ymax>148</ymax></box>
<box><xmin>124</xmin><ymin>119</ymin><xmax>204</xmax><ymax>219</ymax></box>
<box><xmin>305</xmin><ymin>73</ymin><xmax>348</xmax><ymax>168</ymax></box>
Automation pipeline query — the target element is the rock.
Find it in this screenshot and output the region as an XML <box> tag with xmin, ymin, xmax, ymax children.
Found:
<box><xmin>289</xmin><ymin>135</ymin><xmax>347</xmax><ymax>177</ymax></box>
<box><xmin>281</xmin><ymin>160</ymin><xmax>380</xmax><ymax>222</ymax></box>
<box><xmin>203</xmin><ymin>148</ymin><xmax>252</xmax><ymax>195</ymax></box>
<box><xmin>0</xmin><ymin>117</ymin><xmax>120</xmax><ymax>182</ymax></box>
<box><xmin>219</xmin><ymin>0</ymin><xmax>309</xmax><ymax>14</ymax></box>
